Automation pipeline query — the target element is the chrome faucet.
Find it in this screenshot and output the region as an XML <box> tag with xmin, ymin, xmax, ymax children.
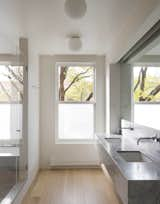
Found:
<box><xmin>137</xmin><ymin>136</ymin><xmax>160</xmax><ymax>145</ymax></box>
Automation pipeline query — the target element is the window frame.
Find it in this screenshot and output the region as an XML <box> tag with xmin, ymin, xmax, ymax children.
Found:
<box><xmin>55</xmin><ymin>62</ymin><xmax>96</xmax><ymax>144</ymax></box>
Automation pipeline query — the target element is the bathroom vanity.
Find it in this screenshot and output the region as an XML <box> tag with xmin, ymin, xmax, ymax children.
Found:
<box><xmin>97</xmin><ymin>130</ymin><xmax>160</xmax><ymax>204</ymax></box>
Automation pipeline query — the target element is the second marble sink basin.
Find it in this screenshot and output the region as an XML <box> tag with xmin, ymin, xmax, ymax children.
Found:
<box><xmin>117</xmin><ymin>151</ymin><xmax>152</xmax><ymax>162</ymax></box>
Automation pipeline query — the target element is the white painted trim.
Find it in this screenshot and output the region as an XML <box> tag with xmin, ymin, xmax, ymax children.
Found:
<box><xmin>49</xmin><ymin>165</ymin><xmax>100</xmax><ymax>169</ymax></box>
<box><xmin>134</xmin><ymin>62</ymin><xmax>160</xmax><ymax>67</ymax></box>
<box><xmin>135</xmin><ymin>102</ymin><xmax>160</xmax><ymax>105</ymax></box>
<box><xmin>55</xmin><ymin>139</ymin><xmax>97</xmax><ymax>144</ymax></box>
<box><xmin>49</xmin><ymin>161</ymin><xmax>100</xmax><ymax>167</ymax></box>
<box><xmin>55</xmin><ymin>62</ymin><xmax>96</xmax><ymax>143</ymax></box>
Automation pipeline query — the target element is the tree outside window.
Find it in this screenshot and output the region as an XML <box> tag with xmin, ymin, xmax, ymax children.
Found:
<box><xmin>134</xmin><ymin>66</ymin><xmax>160</xmax><ymax>103</ymax></box>
<box><xmin>0</xmin><ymin>65</ymin><xmax>23</xmax><ymax>103</ymax></box>
<box><xmin>58</xmin><ymin>66</ymin><xmax>95</xmax><ymax>102</ymax></box>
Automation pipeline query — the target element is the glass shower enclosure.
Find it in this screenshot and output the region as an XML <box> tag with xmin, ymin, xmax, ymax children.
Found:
<box><xmin>0</xmin><ymin>44</ymin><xmax>28</xmax><ymax>203</ymax></box>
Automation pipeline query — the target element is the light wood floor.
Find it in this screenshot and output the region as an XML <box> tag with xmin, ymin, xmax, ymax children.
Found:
<box><xmin>22</xmin><ymin>169</ymin><xmax>122</xmax><ymax>204</ymax></box>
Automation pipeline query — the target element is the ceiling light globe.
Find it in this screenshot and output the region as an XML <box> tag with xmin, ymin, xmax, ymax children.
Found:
<box><xmin>64</xmin><ymin>0</ymin><xmax>87</xmax><ymax>19</ymax></box>
<box><xmin>68</xmin><ymin>37</ymin><xmax>82</xmax><ymax>51</ymax></box>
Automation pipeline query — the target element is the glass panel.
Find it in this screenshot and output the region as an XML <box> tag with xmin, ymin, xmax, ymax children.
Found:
<box><xmin>58</xmin><ymin>66</ymin><xmax>95</xmax><ymax>102</ymax></box>
<box><xmin>0</xmin><ymin>65</ymin><xmax>24</xmax><ymax>202</ymax></box>
<box><xmin>58</xmin><ymin>104</ymin><xmax>94</xmax><ymax>139</ymax></box>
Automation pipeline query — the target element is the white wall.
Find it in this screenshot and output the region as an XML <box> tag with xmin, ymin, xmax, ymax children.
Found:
<box><xmin>0</xmin><ymin>0</ymin><xmax>23</xmax><ymax>54</ymax></box>
<box><xmin>39</xmin><ymin>55</ymin><xmax>105</xmax><ymax>168</ymax></box>
<box><xmin>0</xmin><ymin>1</ymin><xmax>39</xmax><ymax>204</ymax></box>
<box><xmin>108</xmin><ymin>64</ymin><xmax>121</xmax><ymax>133</ymax></box>
<box><xmin>120</xmin><ymin>64</ymin><xmax>133</xmax><ymax>121</ymax></box>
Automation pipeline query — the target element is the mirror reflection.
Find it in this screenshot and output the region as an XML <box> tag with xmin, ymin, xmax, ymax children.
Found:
<box><xmin>120</xmin><ymin>36</ymin><xmax>160</xmax><ymax>130</ymax></box>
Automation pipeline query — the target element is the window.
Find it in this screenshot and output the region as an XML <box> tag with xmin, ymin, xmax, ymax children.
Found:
<box><xmin>56</xmin><ymin>64</ymin><xmax>95</xmax><ymax>141</ymax></box>
<box><xmin>133</xmin><ymin>66</ymin><xmax>160</xmax><ymax>129</ymax></box>
<box><xmin>0</xmin><ymin>65</ymin><xmax>23</xmax><ymax>139</ymax></box>
<box><xmin>134</xmin><ymin>66</ymin><xmax>160</xmax><ymax>103</ymax></box>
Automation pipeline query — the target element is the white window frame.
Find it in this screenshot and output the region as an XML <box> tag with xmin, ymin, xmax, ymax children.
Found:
<box><xmin>55</xmin><ymin>62</ymin><xmax>96</xmax><ymax>144</ymax></box>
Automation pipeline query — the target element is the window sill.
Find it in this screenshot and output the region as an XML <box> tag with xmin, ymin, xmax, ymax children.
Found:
<box><xmin>55</xmin><ymin>139</ymin><xmax>97</xmax><ymax>145</ymax></box>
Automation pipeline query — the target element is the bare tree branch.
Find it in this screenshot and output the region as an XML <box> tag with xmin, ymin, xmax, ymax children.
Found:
<box><xmin>144</xmin><ymin>84</ymin><xmax>160</xmax><ymax>101</ymax></box>
<box><xmin>139</xmin><ymin>67</ymin><xmax>148</xmax><ymax>101</ymax></box>
<box><xmin>10</xmin><ymin>81</ymin><xmax>23</xmax><ymax>101</ymax></box>
<box><xmin>7</xmin><ymin>66</ymin><xmax>23</xmax><ymax>85</ymax></box>
<box><xmin>78</xmin><ymin>75</ymin><xmax>92</xmax><ymax>81</ymax></box>
<box><xmin>2</xmin><ymin>73</ymin><xmax>23</xmax><ymax>101</ymax></box>
<box><xmin>86</xmin><ymin>92</ymin><xmax>93</xmax><ymax>101</ymax></box>
<box><xmin>134</xmin><ymin>68</ymin><xmax>142</xmax><ymax>92</ymax></box>
<box><xmin>64</xmin><ymin>68</ymin><xmax>90</xmax><ymax>94</ymax></box>
<box><xmin>59</xmin><ymin>66</ymin><xmax>68</xmax><ymax>100</ymax></box>
<box><xmin>0</xmin><ymin>82</ymin><xmax>11</xmax><ymax>100</ymax></box>
<box><xmin>18</xmin><ymin>68</ymin><xmax>23</xmax><ymax>80</ymax></box>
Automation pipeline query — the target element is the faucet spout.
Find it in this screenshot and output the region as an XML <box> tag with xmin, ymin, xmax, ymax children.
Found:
<box><xmin>137</xmin><ymin>136</ymin><xmax>159</xmax><ymax>145</ymax></box>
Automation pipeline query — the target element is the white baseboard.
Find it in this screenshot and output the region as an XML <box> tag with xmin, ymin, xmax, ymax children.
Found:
<box><xmin>49</xmin><ymin>165</ymin><xmax>100</xmax><ymax>170</ymax></box>
<box><xmin>47</xmin><ymin>160</ymin><xmax>100</xmax><ymax>170</ymax></box>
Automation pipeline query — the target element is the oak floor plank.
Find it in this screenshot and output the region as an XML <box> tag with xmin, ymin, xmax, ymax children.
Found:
<box><xmin>22</xmin><ymin>169</ymin><xmax>121</xmax><ymax>204</ymax></box>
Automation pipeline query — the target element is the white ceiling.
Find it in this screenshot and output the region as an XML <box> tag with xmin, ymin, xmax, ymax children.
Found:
<box><xmin>0</xmin><ymin>0</ymin><xmax>160</xmax><ymax>61</ymax></box>
<box><xmin>21</xmin><ymin>0</ymin><xmax>160</xmax><ymax>58</ymax></box>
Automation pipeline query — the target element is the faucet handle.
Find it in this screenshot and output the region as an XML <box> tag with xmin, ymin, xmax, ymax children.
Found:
<box><xmin>155</xmin><ymin>136</ymin><xmax>160</xmax><ymax>143</ymax></box>
<box><xmin>152</xmin><ymin>133</ymin><xmax>160</xmax><ymax>142</ymax></box>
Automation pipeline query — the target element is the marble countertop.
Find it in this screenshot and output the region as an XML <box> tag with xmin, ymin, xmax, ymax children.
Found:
<box><xmin>97</xmin><ymin>133</ymin><xmax>160</xmax><ymax>181</ymax></box>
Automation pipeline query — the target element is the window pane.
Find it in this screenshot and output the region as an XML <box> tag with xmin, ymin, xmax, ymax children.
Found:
<box><xmin>134</xmin><ymin>104</ymin><xmax>160</xmax><ymax>129</ymax></box>
<box><xmin>58</xmin><ymin>104</ymin><xmax>94</xmax><ymax>139</ymax></box>
<box><xmin>134</xmin><ymin>66</ymin><xmax>160</xmax><ymax>102</ymax></box>
<box><xmin>133</xmin><ymin>66</ymin><xmax>160</xmax><ymax>129</ymax></box>
<box><xmin>58</xmin><ymin>66</ymin><xmax>95</xmax><ymax>102</ymax></box>
<box><xmin>0</xmin><ymin>65</ymin><xmax>23</xmax><ymax>140</ymax></box>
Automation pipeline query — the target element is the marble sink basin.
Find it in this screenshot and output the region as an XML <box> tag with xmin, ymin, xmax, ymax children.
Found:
<box><xmin>117</xmin><ymin>151</ymin><xmax>152</xmax><ymax>162</ymax></box>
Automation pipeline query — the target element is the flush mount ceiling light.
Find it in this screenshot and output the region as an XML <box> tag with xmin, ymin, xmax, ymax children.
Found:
<box><xmin>68</xmin><ymin>35</ymin><xmax>82</xmax><ymax>51</ymax></box>
<box><xmin>64</xmin><ymin>0</ymin><xmax>87</xmax><ymax>19</ymax></box>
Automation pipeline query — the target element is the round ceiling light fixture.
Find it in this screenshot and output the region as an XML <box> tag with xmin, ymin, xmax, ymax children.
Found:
<box><xmin>64</xmin><ymin>0</ymin><xmax>87</xmax><ymax>19</ymax></box>
<box><xmin>68</xmin><ymin>35</ymin><xmax>82</xmax><ymax>51</ymax></box>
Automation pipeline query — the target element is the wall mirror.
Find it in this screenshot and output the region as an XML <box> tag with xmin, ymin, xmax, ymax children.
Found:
<box><xmin>120</xmin><ymin>21</ymin><xmax>160</xmax><ymax>130</ymax></box>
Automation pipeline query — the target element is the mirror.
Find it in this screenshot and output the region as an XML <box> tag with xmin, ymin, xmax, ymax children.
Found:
<box><xmin>120</xmin><ymin>34</ymin><xmax>160</xmax><ymax>130</ymax></box>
